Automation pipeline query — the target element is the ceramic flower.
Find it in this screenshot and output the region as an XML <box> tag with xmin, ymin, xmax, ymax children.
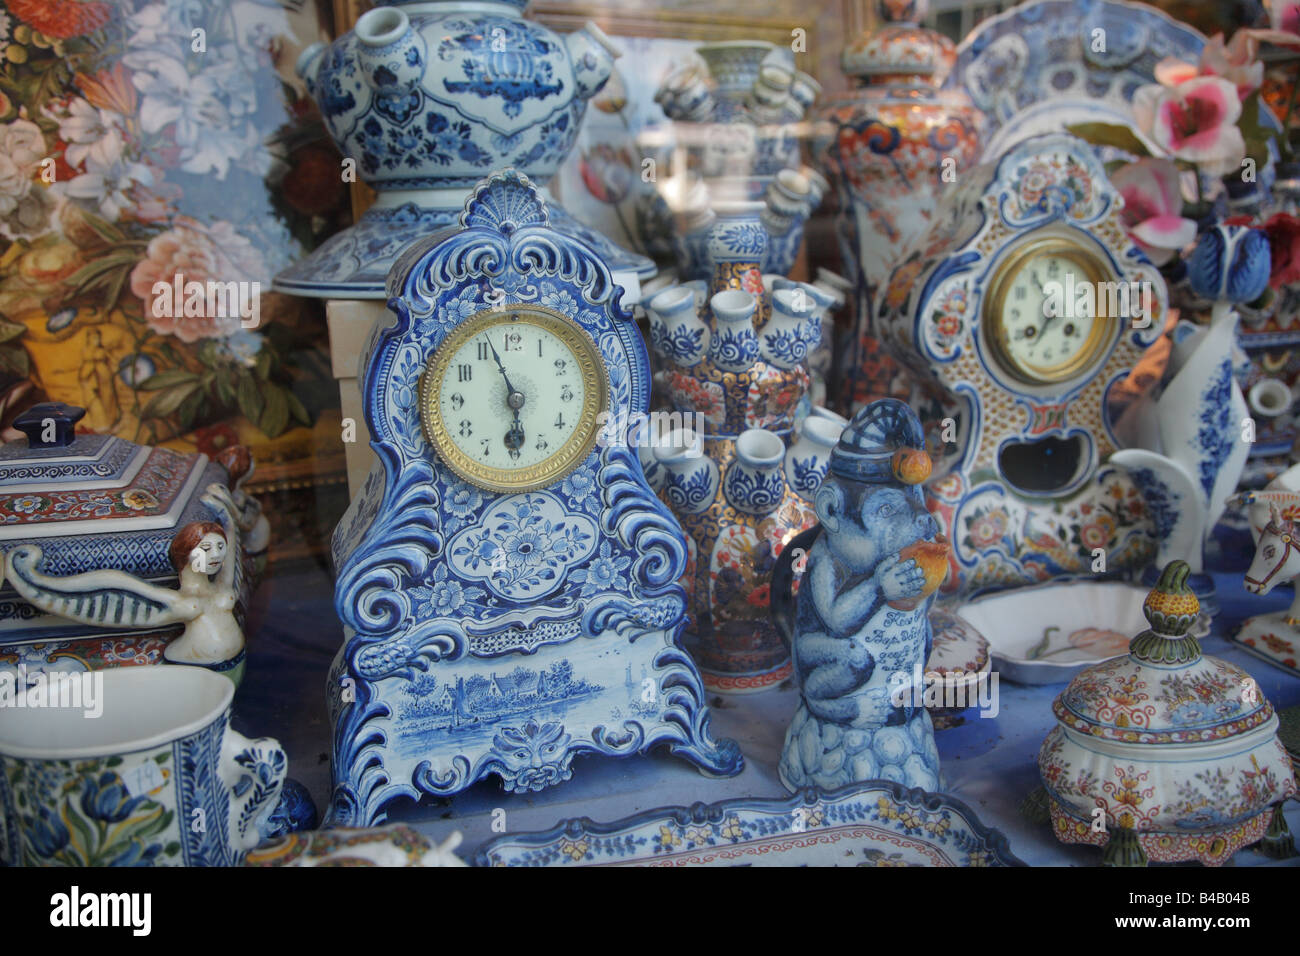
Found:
<box><xmin>1263</xmin><ymin>212</ymin><xmax>1300</xmax><ymax>289</ymax></box>
<box><xmin>1133</xmin><ymin>76</ymin><xmax>1245</xmax><ymax>177</ymax></box>
<box><xmin>579</xmin><ymin>144</ymin><xmax>633</xmax><ymax>205</ymax></box>
<box><xmin>1154</xmin><ymin>33</ymin><xmax>1263</xmax><ymax>100</ymax></box>
<box><xmin>1109</xmin><ymin>159</ymin><xmax>1197</xmax><ymax>266</ymax></box>
<box><xmin>1187</xmin><ymin>224</ymin><xmax>1272</xmax><ymax>302</ymax></box>
<box><xmin>1273</xmin><ymin>0</ymin><xmax>1300</xmax><ymax>34</ymax></box>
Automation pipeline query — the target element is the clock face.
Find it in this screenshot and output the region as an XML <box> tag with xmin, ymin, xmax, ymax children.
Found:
<box><xmin>419</xmin><ymin>304</ymin><xmax>607</xmax><ymax>492</ymax></box>
<box><xmin>985</xmin><ymin>238</ymin><xmax>1115</xmax><ymax>385</ymax></box>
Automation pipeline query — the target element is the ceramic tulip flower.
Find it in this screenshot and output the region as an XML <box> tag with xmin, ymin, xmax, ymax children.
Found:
<box><xmin>772</xmin><ymin>399</ymin><xmax>949</xmax><ymax>792</ymax></box>
<box><xmin>5</xmin><ymin>483</ymin><xmax>247</xmax><ymax>682</ymax></box>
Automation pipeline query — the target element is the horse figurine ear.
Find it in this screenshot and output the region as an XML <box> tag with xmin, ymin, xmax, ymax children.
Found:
<box><xmin>1269</xmin><ymin>501</ymin><xmax>1283</xmax><ymax>529</ymax></box>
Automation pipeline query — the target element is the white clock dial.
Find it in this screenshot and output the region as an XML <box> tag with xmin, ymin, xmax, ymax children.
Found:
<box><xmin>1002</xmin><ymin>254</ymin><xmax>1096</xmax><ymax>371</ymax></box>
<box><xmin>420</xmin><ymin>305</ymin><xmax>607</xmax><ymax>492</ymax></box>
<box><xmin>986</xmin><ymin>240</ymin><xmax>1114</xmax><ymax>385</ymax></box>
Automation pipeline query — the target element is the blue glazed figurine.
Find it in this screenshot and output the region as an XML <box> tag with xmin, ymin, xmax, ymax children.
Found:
<box><xmin>773</xmin><ymin>399</ymin><xmax>949</xmax><ymax>792</ymax></box>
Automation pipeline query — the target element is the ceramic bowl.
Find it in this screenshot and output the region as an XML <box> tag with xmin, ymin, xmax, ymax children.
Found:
<box><xmin>953</xmin><ymin>580</ymin><xmax>1159</xmax><ymax>684</ymax></box>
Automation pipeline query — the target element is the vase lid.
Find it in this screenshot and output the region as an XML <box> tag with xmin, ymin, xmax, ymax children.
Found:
<box><xmin>0</xmin><ymin>402</ymin><xmax>231</xmax><ymax>585</ymax></box>
<box><xmin>1052</xmin><ymin>561</ymin><xmax>1274</xmax><ymax>745</ymax></box>
<box><xmin>842</xmin><ymin>0</ymin><xmax>955</xmax><ymax>85</ymax></box>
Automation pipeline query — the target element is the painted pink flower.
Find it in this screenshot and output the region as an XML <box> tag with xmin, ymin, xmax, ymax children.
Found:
<box><xmin>1200</xmin><ymin>33</ymin><xmax>1264</xmax><ymax>98</ymax></box>
<box><xmin>129</xmin><ymin>217</ymin><xmax>265</xmax><ymax>342</ymax></box>
<box><xmin>1133</xmin><ymin>76</ymin><xmax>1245</xmax><ymax>177</ymax></box>
<box><xmin>1154</xmin><ymin>34</ymin><xmax>1263</xmax><ymax>100</ymax></box>
<box><xmin>1110</xmin><ymin>158</ymin><xmax>1197</xmax><ymax>266</ymax></box>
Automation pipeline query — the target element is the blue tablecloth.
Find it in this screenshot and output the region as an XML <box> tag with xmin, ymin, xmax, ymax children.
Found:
<box><xmin>235</xmin><ymin>566</ymin><xmax>1300</xmax><ymax>866</ymax></box>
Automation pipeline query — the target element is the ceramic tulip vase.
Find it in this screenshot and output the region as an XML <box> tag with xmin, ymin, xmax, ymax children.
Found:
<box><xmin>815</xmin><ymin>0</ymin><xmax>983</xmax><ymax>409</ymax></box>
<box><xmin>276</xmin><ymin>0</ymin><xmax>653</xmax><ymax>297</ymax></box>
<box><xmin>644</xmin><ymin>252</ymin><xmax>846</xmax><ymax>693</ymax></box>
<box><xmin>1039</xmin><ymin>561</ymin><xmax>1296</xmax><ymax>866</ymax></box>
<box><xmin>772</xmin><ymin>399</ymin><xmax>949</xmax><ymax>792</ymax></box>
<box><xmin>642</xmin><ymin>38</ymin><xmax>826</xmax><ymax>279</ymax></box>
<box><xmin>1112</xmin><ymin>226</ymin><xmax>1270</xmax><ymax>608</ymax></box>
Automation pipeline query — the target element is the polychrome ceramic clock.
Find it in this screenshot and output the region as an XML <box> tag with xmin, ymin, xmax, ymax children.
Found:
<box><xmin>875</xmin><ymin>133</ymin><xmax>1166</xmax><ymax>596</ymax></box>
<box><xmin>328</xmin><ymin>171</ymin><xmax>740</xmax><ymax>826</ymax></box>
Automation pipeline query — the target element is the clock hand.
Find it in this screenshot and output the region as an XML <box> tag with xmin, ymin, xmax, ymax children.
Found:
<box><xmin>504</xmin><ymin>405</ymin><xmax>525</xmax><ymax>456</ymax></box>
<box><xmin>485</xmin><ymin>336</ymin><xmax>526</xmax><ymax>410</ymax></box>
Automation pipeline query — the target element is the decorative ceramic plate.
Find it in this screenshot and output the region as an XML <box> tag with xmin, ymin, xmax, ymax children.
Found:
<box><xmin>474</xmin><ymin>781</ymin><xmax>1024</xmax><ymax>867</ymax></box>
<box><xmin>1232</xmin><ymin>617</ymin><xmax>1300</xmax><ymax>677</ymax></box>
<box><xmin>244</xmin><ymin>824</ymin><xmax>465</xmax><ymax>867</ymax></box>
<box><xmin>944</xmin><ymin>0</ymin><xmax>1206</xmax><ymax>159</ymax></box>
<box><xmin>952</xmin><ymin>579</ymin><xmax>1207</xmax><ymax>684</ymax></box>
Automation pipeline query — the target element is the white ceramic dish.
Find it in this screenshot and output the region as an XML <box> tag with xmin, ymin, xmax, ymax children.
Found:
<box><xmin>952</xmin><ymin>580</ymin><xmax>1180</xmax><ymax>684</ymax></box>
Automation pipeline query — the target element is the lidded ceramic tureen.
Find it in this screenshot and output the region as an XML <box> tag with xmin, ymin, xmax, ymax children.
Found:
<box><xmin>1039</xmin><ymin>561</ymin><xmax>1296</xmax><ymax>866</ymax></box>
<box><xmin>0</xmin><ymin>402</ymin><xmax>252</xmax><ymax>671</ymax></box>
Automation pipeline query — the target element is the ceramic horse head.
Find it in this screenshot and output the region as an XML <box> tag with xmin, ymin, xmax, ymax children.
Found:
<box><xmin>1238</xmin><ymin>496</ymin><xmax>1300</xmax><ymax>626</ymax></box>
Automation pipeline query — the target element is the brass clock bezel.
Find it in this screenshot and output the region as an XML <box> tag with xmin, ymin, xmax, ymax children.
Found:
<box><xmin>983</xmin><ymin>235</ymin><xmax>1118</xmax><ymax>386</ymax></box>
<box><xmin>418</xmin><ymin>304</ymin><xmax>608</xmax><ymax>493</ymax></box>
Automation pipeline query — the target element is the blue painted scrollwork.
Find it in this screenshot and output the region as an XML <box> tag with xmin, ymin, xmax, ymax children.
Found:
<box><xmin>329</xmin><ymin>170</ymin><xmax>740</xmax><ymax>824</ymax></box>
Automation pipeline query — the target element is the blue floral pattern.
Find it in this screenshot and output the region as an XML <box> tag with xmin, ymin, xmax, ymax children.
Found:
<box><xmin>651</xmin><ymin>323</ymin><xmax>706</xmax><ymax>364</ymax></box>
<box><xmin>570</xmin><ymin>541</ymin><xmax>631</xmax><ymax>597</ymax></box>
<box><xmin>412</xmin><ymin>563</ymin><xmax>487</xmax><ymax>619</ymax></box>
<box><xmin>1195</xmin><ymin>359</ymin><xmax>1234</xmax><ymax>502</ymax></box>
<box><xmin>448</xmin><ymin>491</ymin><xmax>598</xmax><ymax>600</ymax></box>
<box><xmin>724</xmin><ymin>463</ymin><xmax>785</xmax><ymax>514</ymax></box>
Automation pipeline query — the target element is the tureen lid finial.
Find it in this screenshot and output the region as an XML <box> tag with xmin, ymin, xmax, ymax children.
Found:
<box><xmin>14</xmin><ymin>402</ymin><xmax>85</xmax><ymax>449</ymax></box>
<box><xmin>1132</xmin><ymin>560</ymin><xmax>1201</xmax><ymax>663</ymax></box>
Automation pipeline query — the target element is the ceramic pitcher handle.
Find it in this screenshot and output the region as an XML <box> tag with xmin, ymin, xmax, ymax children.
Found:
<box><xmin>771</xmin><ymin>525</ymin><xmax>821</xmax><ymax>650</ymax></box>
<box><xmin>220</xmin><ymin>728</ymin><xmax>288</xmax><ymax>853</ymax></box>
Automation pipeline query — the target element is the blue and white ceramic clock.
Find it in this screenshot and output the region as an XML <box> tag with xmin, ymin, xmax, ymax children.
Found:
<box><xmin>327</xmin><ymin>170</ymin><xmax>741</xmax><ymax>826</ymax></box>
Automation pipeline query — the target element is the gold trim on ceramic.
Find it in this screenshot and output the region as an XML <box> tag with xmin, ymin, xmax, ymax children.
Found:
<box><xmin>418</xmin><ymin>304</ymin><xmax>607</xmax><ymax>493</ymax></box>
<box><xmin>983</xmin><ymin>235</ymin><xmax>1117</xmax><ymax>386</ymax></box>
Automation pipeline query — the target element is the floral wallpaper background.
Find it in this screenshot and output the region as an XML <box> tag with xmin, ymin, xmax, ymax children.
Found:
<box><xmin>0</xmin><ymin>0</ymin><xmax>348</xmax><ymax>544</ymax></box>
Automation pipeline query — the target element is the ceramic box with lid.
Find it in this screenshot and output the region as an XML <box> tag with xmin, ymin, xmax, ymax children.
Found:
<box><xmin>0</xmin><ymin>403</ymin><xmax>255</xmax><ymax>674</ymax></box>
<box><xmin>1039</xmin><ymin>561</ymin><xmax>1296</xmax><ymax>866</ymax></box>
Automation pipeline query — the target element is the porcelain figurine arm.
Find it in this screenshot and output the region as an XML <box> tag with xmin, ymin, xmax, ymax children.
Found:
<box><xmin>5</xmin><ymin>544</ymin><xmax>198</xmax><ymax>629</ymax></box>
